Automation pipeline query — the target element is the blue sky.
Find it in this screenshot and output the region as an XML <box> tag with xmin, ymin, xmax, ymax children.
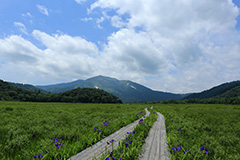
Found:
<box><xmin>0</xmin><ymin>0</ymin><xmax>240</xmax><ymax>93</ymax></box>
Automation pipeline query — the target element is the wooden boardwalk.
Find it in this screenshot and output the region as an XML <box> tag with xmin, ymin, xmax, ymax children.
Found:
<box><xmin>68</xmin><ymin>109</ymin><xmax>170</xmax><ymax>160</ymax></box>
<box><xmin>68</xmin><ymin>108</ymin><xmax>150</xmax><ymax>160</ymax></box>
<box><xmin>139</xmin><ymin>112</ymin><xmax>170</xmax><ymax>160</ymax></box>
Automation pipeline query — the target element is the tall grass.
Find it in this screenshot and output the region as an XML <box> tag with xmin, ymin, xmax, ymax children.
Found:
<box><xmin>0</xmin><ymin>101</ymin><xmax>145</xmax><ymax>160</ymax></box>
<box><xmin>154</xmin><ymin>104</ymin><xmax>240</xmax><ymax>160</ymax></box>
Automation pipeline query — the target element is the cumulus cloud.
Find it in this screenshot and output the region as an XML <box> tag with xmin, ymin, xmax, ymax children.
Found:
<box><xmin>0</xmin><ymin>31</ymin><xmax>101</xmax><ymax>84</ymax></box>
<box><xmin>88</xmin><ymin>0</ymin><xmax>240</xmax><ymax>92</ymax></box>
<box><xmin>1</xmin><ymin>0</ymin><xmax>240</xmax><ymax>93</ymax></box>
<box><xmin>14</xmin><ymin>22</ymin><xmax>28</xmax><ymax>34</ymax></box>
<box><xmin>36</xmin><ymin>5</ymin><xmax>49</xmax><ymax>16</ymax></box>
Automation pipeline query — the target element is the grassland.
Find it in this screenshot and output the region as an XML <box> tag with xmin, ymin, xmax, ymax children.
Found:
<box><xmin>1</xmin><ymin>102</ymin><xmax>240</xmax><ymax>160</ymax></box>
<box><xmin>0</xmin><ymin>101</ymin><xmax>145</xmax><ymax>159</ymax></box>
<box><xmin>153</xmin><ymin>104</ymin><xmax>240</xmax><ymax>160</ymax></box>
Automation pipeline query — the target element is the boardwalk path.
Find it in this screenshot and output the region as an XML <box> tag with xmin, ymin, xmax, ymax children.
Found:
<box><xmin>139</xmin><ymin>112</ymin><xmax>170</xmax><ymax>160</ymax></box>
<box><xmin>69</xmin><ymin>108</ymin><xmax>150</xmax><ymax>160</ymax></box>
<box><xmin>69</xmin><ymin>109</ymin><xmax>170</xmax><ymax>160</ymax></box>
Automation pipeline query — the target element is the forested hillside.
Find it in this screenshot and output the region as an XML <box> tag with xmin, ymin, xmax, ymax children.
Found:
<box><xmin>0</xmin><ymin>80</ymin><xmax>122</xmax><ymax>103</ymax></box>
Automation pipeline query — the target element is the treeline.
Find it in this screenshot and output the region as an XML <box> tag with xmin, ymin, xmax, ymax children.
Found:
<box><xmin>145</xmin><ymin>97</ymin><xmax>240</xmax><ymax>105</ymax></box>
<box><xmin>0</xmin><ymin>80</ymin><xmax>122</xmax><ymax>103</ymax></box>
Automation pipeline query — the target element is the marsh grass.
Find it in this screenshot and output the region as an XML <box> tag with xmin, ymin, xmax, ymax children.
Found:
<box><xmin>0</xmin><ymin>101</ymin><xmax>145</xmax><ymax>160</ymax></box>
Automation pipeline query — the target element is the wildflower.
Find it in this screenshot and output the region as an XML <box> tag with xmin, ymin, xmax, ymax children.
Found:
<box><xmin>133</xmin><ymin>131</ymin><xmax>135</xmax><ymax>134</ymax></box>
<box><xmin>105</xmin><ymin>157</ymin><xmax>110</xmax><ymax>160</ymax></box>
<box><xmin>153</xmin><ymin>112</ymin><xmax>156</xmax><ymax>114</ymax></box>
<box><xmin>94</xmin><ymin>126</ymin><xmax>98</xmax><ymax>130</ymax></box>
<box><xmin>183</xmin><ymin>149</ymin><xmax>190</xmax><ymax>154</ymax></box>
<box><xmin>34</xmin><ymin>154</ymin><xmax>43</xmax><ymax>159</ymax></box>
<box><xmin>98</xmin><ymin>130</ymin><xmax>102</xmax><ymax>134</ymax></box>
<box><xmin>176</xmin><ymin>146</ymin><xmax>181</xmax><ymax>151</ymax></box>
<box><xmin>200</xmin><ymin>146</ymin><xmax>204</xmax><ymax>151</ymax></box>
<box><xmin>178</xmin><ymin>128</ymin><xmax>182</xmax><ymax>131</ymax></box>
<box><xmin>166</xmin><ymin>128</ymin><xmax>169</xmax><ymax>132</ymax></box>
<box><xmin>128</xmin><ymin>141</ymin><xmax>132</xmax><ymax>144</ymax></box>
<box><xmin>171</xmin><ymin>147</ymin><xmax>176</xmax><ymax>153</ymax></box>
<box><xmin>125</xmin><ymin>142</ymin><xmax>129</xmax><ymax>148</ymax></box>
<box><xmin>110</xmin><ymin>139</ymin><xmax>115</xmax><ymax>143</ymax></box>
<box><xmin>118</xmin><ymin>158</ymin><xmax>122</xmax><ymax>160</ymax></box>
<box><xmin>126</xmin><ymin>137</ymin><xmax>128</xmax><ymax>140</ymax></box>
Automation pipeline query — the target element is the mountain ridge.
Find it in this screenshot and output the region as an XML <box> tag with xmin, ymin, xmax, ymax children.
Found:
<box><xmin>36</xmin><ymin>75</ymin><xmax>183</xmax><ymax>102</ymax></box>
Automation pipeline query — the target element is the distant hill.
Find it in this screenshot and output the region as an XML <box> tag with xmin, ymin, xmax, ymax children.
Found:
<box><xmin>36</xmin><ymin>75</ymin><xmax>183</xmax><ymax>102</ymax></box>
<box><xmin>9</xmin><ymin>82</ymin><xmax>48</xmax><ymax>93</ymax></box>
<box><xmin>184</xmin><ymin>81</ymin><xmax>240</xmax><ymax>99</ymax></box>
<box><xmin>213</xmin><ymin>85</ymin><xmax>240</xmax><ymax>98</ymax></box>
<box><xmin>0</xmin><ymin>79</ymin><xmax>122</xmax><ymax>103</ymax></box>
<box><xmin>0</xmin><ymin>79</ymin><xmax>38</xmax><ymax>101</ymax></box>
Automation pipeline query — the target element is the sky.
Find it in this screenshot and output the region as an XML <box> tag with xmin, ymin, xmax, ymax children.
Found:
<box><xmin>0</xmin><ymin>0</ymin><xmax>240</xmax><ymax>93</ymax></box>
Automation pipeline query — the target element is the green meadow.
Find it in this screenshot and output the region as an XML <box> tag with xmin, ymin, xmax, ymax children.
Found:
<box><xmin>1</xmin><ymin>102</ymin><xmax>240</xmax><ymax>159</ymax></box>
<box><xmin>0</xmin><ymin>102</ymin><xmax>145</xmax><ymax>159</ymax></box>
<box><xmin>154</xmin><ymin>104</ymin><xmax>240</xmax><ymax>160</ymax></box>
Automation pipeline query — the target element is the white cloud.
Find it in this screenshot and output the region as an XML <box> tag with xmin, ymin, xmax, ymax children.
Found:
<box><xmin>36</xmin><ymin>5</ymin><xmax>49</xmax><ymax>16</ymax></box>
<box><xmin>1</xmin><ymin>0</ymin><xmax>240</xmax><ymax>93</ymax></box>
<box><xmin>14</xmin><ymin>22</ymin><xmax>28</xmax><ymax>34</ymax></box>
<box><xmin>89</xmin><ymin>0</ymin><xmax>240</xmax><ymax>92</ymax></box>
<box><xmin>75</xmin><ymin>0</ymin><xmax>87</xmax><ymax>4</ymax></box>
<box><xmin>81</xmin><ymin>17</ymin><xmax>93</xmax><ymax>22</ymax></box>
<box><xmin>111</xmin><ymin>15</ymin><xmax>126</xmax><ymax>28</ymax></box>
<box><xmin>22</xmin><ymin>12</ymin><xmax>32</xmax><ymax>17</ymax></box>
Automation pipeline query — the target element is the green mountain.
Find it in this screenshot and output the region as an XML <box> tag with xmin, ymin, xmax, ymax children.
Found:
<box><xmin>36</xmin><ymin>75</ymin><xmax>183</xmax><ymax>102</ymax></box>
<box><xmin>213</xmin><ymin>85</ymin><xmax>240</xmax><ymax>98</ymax></box>
<box><xmin>0</xmin><ymin>79</ymin><xmax>122</xmax><ymax>103</ymax></box>
<box><xmin>0</xmin><ymin>79</ymin><xmax>39</xmax><ymax>101</ymax></box>
<box><xmin>9</xmin><ymin>82</ymin><xmax>48</xmax><ymax>93</ymax></box>
<box><xmin>184</xmin><ymin>81</ymin><xmax>240</xmax><ymax>99</ymax></box>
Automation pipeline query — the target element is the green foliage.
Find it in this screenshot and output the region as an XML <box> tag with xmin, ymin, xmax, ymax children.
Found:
<box><xmin>0</xmin><ymin>80</ymin><xmax>122</xmax><ymax>103</ymax></box>
<box><xmin>154</xmin><ymin>104</ymin><xmax>240</xmax><ymax>160</ymax></box>
<box><xmin>0</xmin><ymin>102</ymin><xmax>145</xmax><ymax>159</ymax></box>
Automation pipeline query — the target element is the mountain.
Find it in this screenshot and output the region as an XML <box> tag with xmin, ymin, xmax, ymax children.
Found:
<box><xmin>36</xmin><ymin>75</ymin><xmax>183</xmax><ymax>102</ymax></box>
<box><xmin>0</xmin><ymin>79</ymin><xmax>122</xmax><ymax>103</ymax></box>
<box><xmin>9</xmin><ymin>82</ymin><xmax>48</xmax><ymax>93</ymax></box>
<box><xmin>0</xmin><ymin>79</ymin><xmax>39</xmax><ymax>101</ymax></box>
<box><xmin>184</xmin><ymin>81</ymin><xmax>240</xmax><ymax>99</ymax></box>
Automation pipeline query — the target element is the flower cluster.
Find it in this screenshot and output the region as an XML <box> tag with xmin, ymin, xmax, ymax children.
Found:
<box><xmin>54</xmin><ymin>138</ymin><xmax>65</xmax><ymax>149</ymax></box>
<box><xmin>105</xmin><ymin>152</ymin><xmax>123</xmax><ymax>160</ymax></box>
<box><xmin>107</xmin><ymin>139</ymin><xmax>115</xmax><ymax>145</ymax></box>
<box><xmin>200</xmin><ymin>146</ymin><xmax>210</xmax><ymax>154</ymax></box>
<box><xmin>125</xmin><ymin>141</ymin><xmax>132</xmax><ymax>148</ymax></box>
<box><xmin>178</xmin><ymin>128</ymin><xmax>182</xmax><ymax>131</ymax></box>
<box><xmin>171</xmin><ymin>146</ymin><xmax>182</xmax><ymax>153</ymax></box>
<box><xmin>34</xmin><ymin>154</ymin><xmax>43</xmax><ymax>159</ymax></box>
<box><xmin>135</xmin><ymin>111</ymin><xmax>144</xmax><ymax>117</ymax></box>
<box><xmin>139</xmin><ymin>118</ymin><xmax>143</xmax><ymax>124</ymax></box>
<box><xmin>103</xmin><ymin>122</ymin><xmax>110</xmax><ymax>127</ymax></box>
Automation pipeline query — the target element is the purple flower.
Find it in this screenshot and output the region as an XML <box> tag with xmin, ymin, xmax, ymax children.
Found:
<box><xmin>54</xmin><ymin>139</ymin><xmax>58</xmax><ymax>143</ymax></box>
<box><xmin>128</xmin><ymin>141</ymin><xmax>132</xmax><ymax>144</ymax></box>
<box><xmin>178</xmin><ymin>128</ymin><xmax>182</xmax><ymax>131</ymax></box>
<box><xmin>98</xmin><ymin>130</ymin><xmax>102</xmax><ymax>134</ymax></box>
<box><xmin>125</xmin><ymin>142</ymin><xmax>129</xmax><ymax>148</ymax></box>
<box><xmin>105</xmin><ymin>157</ymin><xmax>110</xmax><ymax>160</ymax></box>
<box><xmin>34</xmin><ymin>155</ymin><xmax>38</xmax><ymax>158</ymax></box>
<box><xmin>109</xmin><ymin>139</ymin><xmax>115</xmax><ymax>143</ymax></box>
<box><xmin>171</xmin><ymin>147</ymin><xmax>176</xmax><ymax>153</ymax></box>
<box><xmin>118</xmin><ymin>158</ymin><xmax>122</xmax><ymax>160</ymax></box>
<box><xmin>112</xmin><ymin>156</ymin><xmax>115</xmax><ymax>160</ymax></box>
<box><xmin>94</xmin><ymin>126</ymin><xmax>98</xmax><ymax>130</ymax></box>
<box><xmin>126</xmin><ymin>137</ymin><xmax>128</xmax><ymax>139</ymax></box>
<box><xmin>176</xmin><ymin>146</ymin><xmax>181</xmax><ymax>151</ymax></box>
<box><xmin>38</xmin><ymin>154</ymin><xmax>43</xmax><ymax>158</ymax></box>
<box><xmin>200</xmin><ymin>146</ymin><xmax>204</xmax><ymax>151</ymax></box>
